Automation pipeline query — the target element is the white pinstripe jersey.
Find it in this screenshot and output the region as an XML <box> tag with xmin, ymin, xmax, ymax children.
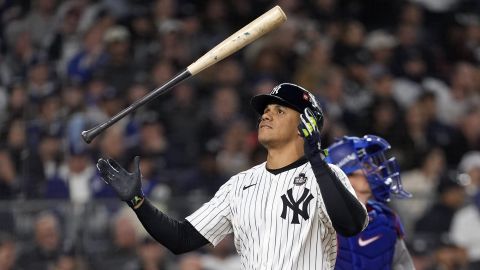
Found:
<box><xmin>186</xmin><ymin>159</ymin><xmax>359</xmax><ymax>270</ymax></box>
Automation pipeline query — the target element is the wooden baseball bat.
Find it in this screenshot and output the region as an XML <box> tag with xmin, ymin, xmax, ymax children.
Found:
<box><xmin>82</xmin><ymin>5</ymin><xmax>286</xmax><ymax>143</ymax></box>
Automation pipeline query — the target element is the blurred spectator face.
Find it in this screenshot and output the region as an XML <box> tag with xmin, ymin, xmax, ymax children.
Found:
<box><xmin>451</xmin><ymin>62</ymin><xmax>476</xmax><ymax>94</ymax></box>
<box><xmin>127</xmin><ymin>83</ymin><xmax>148</xmax><ymax>104</ymax></box>
<box><xmin>373</xmin><ymin>101</ymin><xmax>396</xmax><ymax>129</ymax></box>
<box><xmin>83</xmin><ymin>25</ymin><xmax>104</xmax><ymax>53</ymax></box>
<box><xmin>151</xmin><ymin>61</ymin><xmax>174</xmax><ymax>86</ymax></box>
<box><xmin>373</xmin><ymin>74</ymin><xmax>393</xmax><ymax>97</ymax></box>
<box><xmin>253</xmin><ymin>48</ymin><xmax>281</xmax><ymax>73</ymax></box>
<box><xmin>104</xmin><ymin>26</ymin><xmax>131</xmax><ymax>59</ymax></box>
<box><xmin>100</xmin><ymin>127</ymin><xmax>126</xmax><ymax>159</ymax></box>
<box><xmin>397</xmin><ymin>24</ymin><xmax>418</xmax><ymax>47</ymax></box>
<box><xmin>178</xmin><ymin>254</ymin><xmax>203</xmax><ymax>270</ymax></box>
<box><xmin>132</xmin><ymin>16</ymin><xmax>154</xmax><ymax>38</ymax></box>
<box><xmin>442</xmin><ymin>185</ymin><xmax>466</xmax><ymax>209</ymax></box>
<box><xmin>87</xmin><ymin>78</ymin><xmax>107</xmax><ymax>103</ymax></box>
<box><xmin>434</xmin><ymin>245</ymin><xmax>468</xmax><ymax>270</ymax></box>
<box><xmin>13</xmin><ymin>32</ymin><xmax>32</xmax><ymax>56</ymax></box>
<box><xmin>205</xmin><ymin>0</ymin><xmax>227</xmax><ymax>22</ymax></box>
<box><xmin>309</xmin><ymin>40</ymin><xmax>331</xmax><ymax>65</ymax></box>
<box><xmin>212</xmin><ymin>87</ymin><xmax>239</xmax><ymax>121</ymax></box>
<box><xmin>154</xmin><ymin>0</ymin><xmax>176</xmax><ymax>20</ymax></box>
<box><xmin>172</xmin><ymin>84</ymin><xmax>194</xmax><ymax>107</ymax></box>
<box><xmin>0</xmin><ymin>150</ymin><xmax>16</xmax><ymax>185</ymax></box>
<box><xmin>424</xmin><ymin>148</ymin><xmax>446</xmax><ymax>177</ymax></box>
<box><xmin>113</xmin><ymin>216</ymin><xmax>137</xmax><ymax>249</ymax></box>
<box><xmin>139</xmin><ymin>239</ymin><xmax>166</xmax><ymax>266</ymax></box>
<box><xmin>100</xmin><ymin>95</ymin><xmax>123</xmax><ymax>117</ymax></box>
<box><xmin>8</xmin><ymin>84</ymin><xmax>27</xmax><ymax>111</ymax></box>
<box><xmin>62</xmin><ymin>86</ymin><xmax>84</xmax><ymax>112</ymax></box>
<box><xmin>7</xmin><ymin>119</ymin><xmax>25</xmax><ymax>149</ymax></box>
<box><xmin>343</xmin><ymin>21</ymin><xmax>365</xmax><ymax>46</ymax></box>
<box><xmin>404</xmin><ymin>57</ymin><xmax>426</xmax><ymax>79</ymax></box>
<box><xmin>215</xmin><ymin>60</ymin><xmax>243</xmax><ymax>86</ymax></box>
<box><xmin>28</xmin><ymin>63</ymin><xmax>50</xmax><ymax>85</ymax></box>
<box><xmin>222</xmin><ymin>119</ymin><xmax>249</xmax><ymax>153</ymax></box>
<box><xmin>406</xmin><ymin>102</ymin><xmax>427</xmax><ymax>130</ymax></box>
<box><xmin>53</xmin><ymin>255</ymin><xmax>76</xmax><ymax>270</ymax></box>
<box><xmin>460</xmin><ymin>108</ymin><xmax>480</xmax><ymax>141</ymax></box>
<box><xmin>39</xmin><ymin>136</ymin><xmax>61</xmax><ymax>161</ymax></box>
<box><xmin>37</xmin><ymin>0</ymin><xmax>56</xmax><ymax>14</ymax></box>
<box><xmin>140</xmin><ymin>122</ymin><xmax>167</xmax><ymax>154</ymax></box>
<box><xmin>68</xmin><ymin>154</ymin><xmax>90</xmax><ymax>174</ymax></box>
<box><xmin>40</xmin><ymin>96</ymin><xmax>61</xmax><ymax>122</ymax></box>
<box><xmin>35</xmin><ymin>213</ymin><xmax>60</xmax><ymax>253</ymax></box>
<box><xmin>62</xmin><ymin>6</ymin><xmax>81</xmax><ymax>34</ymax></box>
<box><xmin>400</xmin><ymin>3</ymin><xmax>423</xmax><ymax>26</ymax></box>
<box><xmin>0</xmin><ymin>236</ymin><xmax>16</xmax><ymax>270</ymax></box>
<box><xmin>418</xmin><ymin>93</ymin><xmax>436</xmax><ymax>120</ymax></box>
<box><xmin>324</xmin><ymin>69</ymin><xmax>344</xmax><ymax>101</ymax></box>
<box><xmin>273</xmin><ymin>20</ymin><xmax>298</xmax><ymax>50</ymax></box>
<box><xmin>139</xmin><ymin>157</ymin><xmax>155</xmax><ymax>179</ymax></box>
<box><xmin>107</xmin><ymin>40</ymin><xmax>130</xmax><ymax>58</ymax></box>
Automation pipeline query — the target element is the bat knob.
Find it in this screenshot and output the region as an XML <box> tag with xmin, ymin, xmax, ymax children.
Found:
<box><xmin>81</xmin><ymin>130</ymin><xmax>93</xmax><ymax>144</ymax></box>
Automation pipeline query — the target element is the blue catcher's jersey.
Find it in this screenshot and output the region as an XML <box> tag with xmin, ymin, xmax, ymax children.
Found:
<box><xmin>335</xmin><ymin>200</ymin><xmax>404</xmax><ymax>270</ymax></box>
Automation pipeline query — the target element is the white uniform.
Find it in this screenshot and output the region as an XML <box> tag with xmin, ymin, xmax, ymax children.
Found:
<box><xmin>186</xmin><ymin>160</ymin><xmax>358</xmax><ymax>270</ymax></box>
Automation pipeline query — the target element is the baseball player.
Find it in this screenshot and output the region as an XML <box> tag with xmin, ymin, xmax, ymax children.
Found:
<box><xmin>96</xmin><ymin>83</ymin><xmax>368</xmax><ymax>269</ymax></box>
<box><xmin>325</xmin><ymin>135</ymin><xmax>415</xmax><ymax>270</ymax></box>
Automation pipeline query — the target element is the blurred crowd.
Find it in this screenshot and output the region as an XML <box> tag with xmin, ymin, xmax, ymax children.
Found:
<box><xmin>1</xmin><ymin>0</ymin><xmax>480</xmax><ymax>269</ymax></box>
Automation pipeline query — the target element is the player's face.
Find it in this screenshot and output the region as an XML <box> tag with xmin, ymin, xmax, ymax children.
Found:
<box><xmin>348</xmin><ymin>169</ymin><xmax>372</xmax><ymax>205</ymax></box>
<box><xmin>258</xmin><ymin>104</ymin><xmax>301</xmax><ymax>148</ymax></box>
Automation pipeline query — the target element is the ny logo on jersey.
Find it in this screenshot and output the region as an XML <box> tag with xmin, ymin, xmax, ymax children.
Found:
<box><xmin>280</xmin><ymin>188</ymin><xmax>314</xmax><ymax>224</ymax></box>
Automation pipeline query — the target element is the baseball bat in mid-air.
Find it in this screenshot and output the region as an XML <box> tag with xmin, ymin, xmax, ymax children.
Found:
<box><xmin>81</xmin><ymin>5</ymin><xmax>287</xmax><ymax>143</ymax></box>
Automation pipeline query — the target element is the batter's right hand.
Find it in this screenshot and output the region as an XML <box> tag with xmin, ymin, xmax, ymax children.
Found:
<box><xmin>97</xmin><ymin>156</ymin><xmax>145</xmax><ymax>208</ymax></box>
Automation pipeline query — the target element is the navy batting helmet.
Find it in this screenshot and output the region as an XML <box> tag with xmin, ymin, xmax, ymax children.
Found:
<box><xmin>250</xmin><ymin>83</ymin><xmax>324</xmax><ymax>129</ymax></box>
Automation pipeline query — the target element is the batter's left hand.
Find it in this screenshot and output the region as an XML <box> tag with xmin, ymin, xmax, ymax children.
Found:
<box><xmin>298</xmin><ymin>108</ymin><xmax>324</xmax><ymax>159</ymax></box>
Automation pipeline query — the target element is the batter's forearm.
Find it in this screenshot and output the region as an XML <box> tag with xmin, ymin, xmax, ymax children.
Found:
<box><xmin>134</xmin><ymin>199</ymin><xmax>210</xmax><ymax>254</ymax></box>
<box><xmin>310</xmin><ymin>155</ymin><xmax>367</xmax><ymax>236</ymax></box>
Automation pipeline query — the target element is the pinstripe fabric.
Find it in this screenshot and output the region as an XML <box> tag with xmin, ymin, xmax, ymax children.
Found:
<box><xmin>186</xmin><ymin>162</ymin><xmax>356</xmax><ymax>270</ymax></box>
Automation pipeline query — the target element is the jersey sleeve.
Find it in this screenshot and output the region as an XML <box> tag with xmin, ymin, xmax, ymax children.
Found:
<box><xmin>186</xmin><ymin>178</ymin><xmax>234</xmax><ymax>246</ymax></box>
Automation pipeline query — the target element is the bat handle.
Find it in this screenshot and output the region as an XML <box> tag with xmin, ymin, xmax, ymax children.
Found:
<box><xmin>81</xmin><ymin>69</ymin><xmax>191</xmax><ymax>144</ymax></box>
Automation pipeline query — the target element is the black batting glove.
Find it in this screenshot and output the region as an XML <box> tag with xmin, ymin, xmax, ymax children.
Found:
<box><xmin>96</xmin><ymin>156</ymin><xmax>145</xmax><ymax>208</ymax></box>
<box><xmin>298</xmin><ymin>108</ymin><xmax>327</xmax><ymax>160</ymax></box>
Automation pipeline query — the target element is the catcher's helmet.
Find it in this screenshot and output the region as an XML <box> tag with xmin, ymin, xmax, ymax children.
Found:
<box><xmin>250</xmin><ymin>83</ymin><xmax>324</xmax><ymax>129</ymax></box>
<box><xmin>325</xmin><ymin>135</ymin><xmax>411</xmax><ymax>202</ymax></box>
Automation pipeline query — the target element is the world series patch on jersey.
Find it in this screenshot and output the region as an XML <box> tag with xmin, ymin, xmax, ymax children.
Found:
<box><xmin>186</xmin><ymin>161</ymin><xmax>357</xmax><ymax>270</ymax></box>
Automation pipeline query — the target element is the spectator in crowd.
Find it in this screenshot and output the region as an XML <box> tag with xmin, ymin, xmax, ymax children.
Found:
<box><xmin>450</xmin><ymin>152</ymin><xmax>480</xmax><ymax>269</ymax></box>
<box><xmin>18</xmin><ymin>212</ymin><xmax>62</xmax><ymax>270</ymax></box>
<box><xmin>177</xmin><ymin>253</ymin><xmax>203</xmax><ymax>270</ymax></box>
<box><xmin>91</xmin><ymin>211</ymin><xmax>141</xmax><ymax>269</ymax></box>
<box><xmin>67</xmin><ymin>24</ymin><xmax>107</xmax><ymax>84</ymax></box>
<box><xmin>393</xmin><ymin>146</ymin><xmax>446</xmax><ymax>236</ymax></box>
<box><xmin>99</xmin><ymin>25</ymin><xmax>137</xmax><ymax>96</ymax></box>
<box><xmin>138</xmin><ymin>237</ymin><xmax>172</xmax><ymax>270</ymax></box>
<box><xmin>415</xmin><ymin>172</ymin><xmax>466</xmax><ymax>239</ymax></box>
<box><xmin>0</xmin><ymin>233</ymin><xmax>17</xmax><ymax>270</ymax></box>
